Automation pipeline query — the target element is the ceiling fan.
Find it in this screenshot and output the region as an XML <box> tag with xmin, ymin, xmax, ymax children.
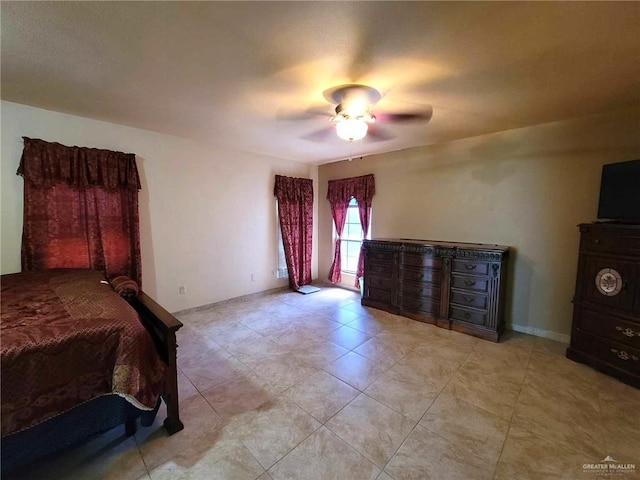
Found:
<box><xmin>283</xmin><ymin>84</ymin><xmax>433</xmax><ymax>143</ymax></box>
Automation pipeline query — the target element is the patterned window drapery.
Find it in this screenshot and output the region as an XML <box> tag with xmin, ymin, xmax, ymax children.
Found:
<box><xmin>274</xmin><ymin>175</ymin><xmax>314</xmax><ymax>290</ymax></box>
<box><xmin>18</xmin><ymin>137</ymin><xmax>142</xmax><ymax>285</ymax></box>
<box><xmin>327</xmin><ymin>199</ymin><xmax>350</xmax><ymax>284</ymax></box>
<box><xmin>326</xmin><ymin>174</ymin><xmax>375</xmax><ymax>287</ymax></box>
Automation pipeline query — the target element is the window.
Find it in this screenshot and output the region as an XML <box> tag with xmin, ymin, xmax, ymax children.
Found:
<box><xmin>276</xmin><ymin>224</ymin><xmax>288</xmax><ymax>279</ymax></box>
<box><xmin>276</xmin><ymin>201</ymin><xmax>288</xmax><ymax>279</ymax></box>
<box><xmin>340</xmin><ymin>197</ymin><xmax>369</xmax><ymax>274</ymax></box>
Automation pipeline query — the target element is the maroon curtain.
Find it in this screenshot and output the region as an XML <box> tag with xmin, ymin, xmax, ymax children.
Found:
<box><xmin>327</xmin><ymin>200</ymin><xmax>349</xmax><ymax>283</ymax></box>
<box><xmin>327</xmin><ymin>174</ymin><xmax>375</xmax><ymax>287</ymax></box>
<box><xmin>18</xmin><ymin>137</ymin><xmax>142</xmax><ymax>285</ymax></box>
<box><xmin>274</xmin><ymin>175</ymin><xmax>314</xmax><ymax>290</ymax></box>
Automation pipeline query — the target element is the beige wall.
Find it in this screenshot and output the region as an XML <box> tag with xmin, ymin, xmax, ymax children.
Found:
<box><xmin>1</xmin><ymin>101</ymin><xmax>318</xmax><ymax>313</ymax></box>
<box><xmin>318</xmin><ymin>107</ymin><xmax>640</xmax><ymax>340</ymax></box>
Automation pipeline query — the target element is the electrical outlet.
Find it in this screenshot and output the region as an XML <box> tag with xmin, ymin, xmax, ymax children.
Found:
<box><xmin>251</xmin><ymin>273</ymin><xmax>256</xmax><ymax>281</ymax></box>
<box><xmin>178</xmin><ymin>285</ymin><xmax>187</xmax><ymax>295</ymax></box>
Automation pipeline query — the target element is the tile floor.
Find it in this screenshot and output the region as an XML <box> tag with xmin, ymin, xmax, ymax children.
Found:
<box><xmin>9</xmin><ymin>287</ymin><xmax>640</xmax><ymax>480</ymax></box>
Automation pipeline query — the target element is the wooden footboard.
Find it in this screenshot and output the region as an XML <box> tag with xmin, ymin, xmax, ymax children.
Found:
<box><xmin>128</xmin><ymin>291</ymin><xmax>184</xmax><ymax>434</ymax></box>
<box><xmin>1</xmin><ymin>273</ymin><xmax>185</xmax><ymax>473</ymax></box>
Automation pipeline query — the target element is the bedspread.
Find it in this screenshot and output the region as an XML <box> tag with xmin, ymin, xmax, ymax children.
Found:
<box><xmin>1</xmin><ymin>269</ymin><xmax>166</xmax><ymax>437</ymax></box>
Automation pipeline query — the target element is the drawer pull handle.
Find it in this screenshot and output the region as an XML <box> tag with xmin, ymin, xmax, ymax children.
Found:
<box><xmin>464</xmin><ymin>279</ymin><xmax>476</xmax><ymax>287</ymax></box>
<box><xmin>463</xmin><ymin>295</ymin><xmax>475</xmax><ymax>303</ymax></box>
<box><xmin>465</xmin><ymin>264</ymin><xmax>477</xmax><ymax>270</ymax></box>
<box><xmin>610</xmin><ymin>349</ymin><xmax>639</xmax><ymax>361</ymax></box>
<box><xmin>616</xmin><ymin>326</ymin><xmax>637</xmax><ymax>338</ymax></box>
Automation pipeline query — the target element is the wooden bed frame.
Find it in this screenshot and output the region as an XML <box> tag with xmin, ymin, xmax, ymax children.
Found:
<box><xmin>1</xmin><ymin>290</ymin><xmax>184</xmax><ymax>473</ymax></box>
<box><xmin>129</xmin><ymin>291</ymin><xmax>184</xmax><ymax>434</ymax></box>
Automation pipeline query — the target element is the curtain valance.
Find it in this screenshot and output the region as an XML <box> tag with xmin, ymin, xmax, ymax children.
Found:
<box><xmin>274</xmin><ymin>175</ymin><xmax>313</xmax><ymax>204</ymax></box>
<box><xmin>327</xmin><ymin>174</ymin><xmax>375</xmax><ymax>206</ymax></box>
<box><xmin>18</xmin><ymin>137</ymin><xmax>141</xmax><ymax>190</ymax></box>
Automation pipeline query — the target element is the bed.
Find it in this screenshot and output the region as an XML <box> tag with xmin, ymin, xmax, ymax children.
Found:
<box><xmin>0</xmin><ymin>269</ymin><xmax>184</xmax><ymax>473</ymax></box>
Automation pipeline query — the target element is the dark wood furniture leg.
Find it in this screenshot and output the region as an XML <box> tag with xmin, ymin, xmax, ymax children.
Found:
<box><xmin>125</xmin><ymin>419</ymin><xmax>137</xmax><ymax>436</ymax></box>
<box><xmin>162</xmin><ymin>328</ymin><xmax>183</xmax><ymax>434</ymax></box>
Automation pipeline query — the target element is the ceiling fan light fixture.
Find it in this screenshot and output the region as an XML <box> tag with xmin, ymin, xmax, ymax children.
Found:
<box><xmin>336</xmin><ymin>118</ymin><xmax>368</xmax><ymax>142</ymax></box>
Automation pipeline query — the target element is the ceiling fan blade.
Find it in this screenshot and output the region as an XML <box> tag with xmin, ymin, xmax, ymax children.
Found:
<box><xmin>366</xmin><ymin>125</ymin><xmax>395</xmax><ymax>142</ymax></box>
<box><xmin>376</xmin><ymin>105</ymin><xmax>433</xmax><ymax>123</ymax></box>
<box><xmin>346</xmin><ymin>23</ymin><xmax>376</xmax><ymax>81</ymax></box>
<box><xmin>276</xmin><ymin>105</ymin><xmax>332</xmax><ymax>122</ymax></box>
<box><xmin>301</xmin><ymin>127</ymin><xmax>336</xmax><ymax>143</ymax></box>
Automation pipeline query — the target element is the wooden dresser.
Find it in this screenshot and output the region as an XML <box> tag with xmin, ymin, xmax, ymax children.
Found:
<box><xmin>362</xmin><ymin>238</ymin><xmax>510</xmax><ymax>342</ymax></box>
<box><xmin>567</xmin><ymin>223</ymin><xmax>640</xmax><ymax>388</ymax></box>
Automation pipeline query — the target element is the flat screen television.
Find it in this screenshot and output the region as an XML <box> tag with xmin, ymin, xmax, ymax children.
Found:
<box><xmin>597</xmin><ymin>159</ymin><xmax>640</xmax><ymax>222</ymax></box>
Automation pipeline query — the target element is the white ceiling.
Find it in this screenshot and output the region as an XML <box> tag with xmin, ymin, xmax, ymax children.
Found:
<box><xmin>2</xmin><ymin>2</ymin><xmax>639</xmax><ymax>165</ymax></box>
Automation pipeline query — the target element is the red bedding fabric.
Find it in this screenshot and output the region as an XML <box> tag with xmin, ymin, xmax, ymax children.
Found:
<box><xmin>1</xmin><ymin>269</ymin><xmax>166</xmax><ymax>437</ymax></box>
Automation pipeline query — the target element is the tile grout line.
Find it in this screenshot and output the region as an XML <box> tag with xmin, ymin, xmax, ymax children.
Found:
<box><xmin>170</xmin><ymin>291</ymin><xmax>591</xmax><ymax>480</ymax></box>
<box><xmin>181</xmin><ymin>296</ymin><xmax>501</xmax><ymax>477</ymax></box>
<box><xmin>490</xmin><ymin>344</ymin><xmax>534</xmax><ymax>479</ymax></box>
<box><xmin>320</xmin><ymin>418</ymin><xmax>386</xmax><ymax>475</ymax></box>
<box><xmin>195</xmin><ymin>318</ymin><xmax>367</xmax><ymax>478</ymax></box>
<box><xmin>493</xmin><ymin>344</ymin><xmax>615</xmax><ymax>466</ymax></box>
<box><xmin>376</xmin><ymin>335</ymin><xmax>479</xmax><ymax>477</ymax></box>
<box><xmin>258</xmin><ymin>412</ymin><xmax>324</xmax><ymax>476</ymax></box>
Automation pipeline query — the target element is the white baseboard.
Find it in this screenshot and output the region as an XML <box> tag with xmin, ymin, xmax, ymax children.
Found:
<box><xmin>510</xmin><ymin>324</ymin><xmax>570</xmax><ymax>344</ymax></box>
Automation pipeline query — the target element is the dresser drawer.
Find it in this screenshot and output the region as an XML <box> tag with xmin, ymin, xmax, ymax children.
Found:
<box><xmin>452</xmin><ymin>259</ymin><xmax>489</xmax><ymax>276</ymax></box>
<box><xmin>578</xmin><ymin>308</ymin><xmax>640</xmax><ymax>349</ymax></box>
<box><xmin>368</xmin><ymin>262</ymin><xmax>393</xmax><ymax>277</ymax></box>
<box><xmin>574</xmin><ymin>330</ymin><xmax>640</xmax><ymax>376</ymax></box>
<box><xmin>450</xmin><ymin>290</ymin><xmax>488</xmax><ymax>310</ymax></box>
<box><xmin>367</xmin><ymin>274</ymin><xmax>393</xmax><ymax>291</ymax></box>
<box><xmin>368</xmin><ymin>249</ymin><xmax>396</xmax><ymax>263</ymax></box>
<box><xmin>401</xmin><ymin>294</ymin><xmax>439</xmax><ymax>315</ymax></box>
<box><xmin>401</xmin><ymin>281</ymin><xmax>441</xmax><ymax>300</ymax></box>
<box><xmin>366</xmin><ymin>286</ymin><xmax>393</xmax><ymax>304</ymax></box>
<box><xmin>450</xmin><ymin>306</ymin><xmax>486</xmax><ymax>326</ymax></box>
<box><xmin>581</xmin><ymin>229</ymin><xmax>640</xmax><ymax>257</ymax></box>
<box><xmin>451</xmin><ymin>274</ymin><xmax>489</xmax><ymax>293</ymax></box>
<box><xmin>402</xmin><ymin>253</ymin><xmax>441</xmax><ymax>269</ymax></box>
<box><xmin>400</xmin><ymin>267</ymin><xmax>441</xmax><ymax>284</ymax></box>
